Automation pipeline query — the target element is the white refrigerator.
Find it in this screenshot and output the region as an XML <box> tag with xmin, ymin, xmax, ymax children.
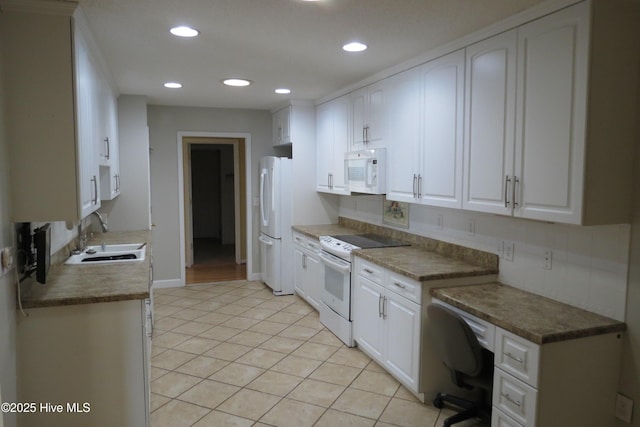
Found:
<box><xmin>259</xmin><ymin>156</ymin><xmax>294</xmax><ymax>295</ymax></box>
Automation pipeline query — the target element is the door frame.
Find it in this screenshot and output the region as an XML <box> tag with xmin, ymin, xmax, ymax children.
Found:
<box><xmin>177</xmin><ymin>131</ymin><xmax>252</xmax><ymax>285</ymax></box>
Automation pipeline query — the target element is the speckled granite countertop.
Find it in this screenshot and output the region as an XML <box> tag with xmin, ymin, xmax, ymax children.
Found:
<box><xmin>292</xmin><ymin>223</ymin><xmax>360</xmax><ymax>239</ymax></box>
<box><xmin>431</xmin><ymin>283</ymin><xmax>626</xmax><ymax>344</ymax></box>
<box><xmin>20</xmin><ymin>230</ymin><xmax>152</xmax><ymax>309</ymax></box>
<box><xmin>293</xmin><ymin>219</ymin><xmax>498</xmax><ymax>282</ymax></box>
<box><xmin>352</xmin><ymin>246</ymin><xmax>497</xmax><ymax>282</ymax></box>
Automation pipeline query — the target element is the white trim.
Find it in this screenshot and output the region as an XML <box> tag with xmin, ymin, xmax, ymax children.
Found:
<box><xmin>177</xmin><ymin>131</ymin><xmax>253</xmax><ymax>286</ymax></box>
<box><xmin>152</xmin><ymin>279</ymin><xmax>183</xmax><ymax>289</ymax></box>
<box><xmin>248</xmin><ymin>272</ymin><xmax>262</xmax><ymax>281</ymax></box>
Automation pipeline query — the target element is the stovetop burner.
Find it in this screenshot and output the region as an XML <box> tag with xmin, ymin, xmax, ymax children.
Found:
<box><xmin>331</xmin><ymin>233</ymin><xmax>409</xmax><ymax>249</ymax></box>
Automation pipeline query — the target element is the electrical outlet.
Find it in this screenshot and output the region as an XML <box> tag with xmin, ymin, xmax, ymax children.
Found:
<box><xmin>544</xmin><ymin>250</ymin><xmax>553</xmax><ymax>270</ymax></box>
<box><xmin>616</xmin><ymin>393</ymin><xmax>633</xmax><ymax>423</ymax></box>
<box><xmin>502</xmin><ymin>241</ymin><xmax>515</xmax><ymax>262</ymax></box>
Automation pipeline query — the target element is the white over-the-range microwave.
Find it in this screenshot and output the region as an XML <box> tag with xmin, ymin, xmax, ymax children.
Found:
<box><xmin>344</xmin><ymin>148</ymin><xmax>386</xmax><ymax>194</ymax></box>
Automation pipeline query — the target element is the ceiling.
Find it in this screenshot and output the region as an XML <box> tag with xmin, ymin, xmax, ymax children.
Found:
<box><xmin>79</xmin><ymin>0</ymin><xmax>546</xmax><ymax>110</ymax></box>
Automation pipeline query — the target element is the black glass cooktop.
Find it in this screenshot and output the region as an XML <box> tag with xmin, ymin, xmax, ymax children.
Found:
<box><xmin>331</xmin><ymin>233</ymin><xmax>410</xmax><ymax>249</ymax></box>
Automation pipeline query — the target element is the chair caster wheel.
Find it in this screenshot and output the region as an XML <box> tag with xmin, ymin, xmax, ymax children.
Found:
<box><xmin>433</xmin><ymin>396</ymin><xmax>444</xmax><ymax>409</ymax></box>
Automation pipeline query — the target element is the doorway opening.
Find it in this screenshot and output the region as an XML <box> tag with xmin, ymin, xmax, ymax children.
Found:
<box><xmin>182</xmin><ymin>137</ymin><xmax>247</xmax><ymax>284</ymax></box>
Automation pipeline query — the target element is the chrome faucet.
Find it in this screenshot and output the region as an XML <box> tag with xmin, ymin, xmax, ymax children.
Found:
<box><xmin>92</xmin><ymin>211</ymin><xmax>109</xmax><ymax>233</ymax></box>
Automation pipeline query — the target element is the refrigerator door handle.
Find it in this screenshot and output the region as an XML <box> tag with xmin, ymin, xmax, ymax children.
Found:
<box><xmin>259</xmin><ymin>235</ymin><xmax>274</xmax><ymax>246</ymax></box>
<box><xmin>259</xmin><ymin>169</ymin><xmax>269</xmax><ymax>227</ymax></box>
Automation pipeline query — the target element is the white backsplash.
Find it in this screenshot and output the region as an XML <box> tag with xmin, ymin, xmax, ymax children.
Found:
<box><xmin>340</xmin><ymin>195</ymin><xmax>630</xmax><ymax>321</ymax></box>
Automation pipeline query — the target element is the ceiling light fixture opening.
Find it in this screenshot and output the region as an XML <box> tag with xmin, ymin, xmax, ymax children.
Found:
<box><xmin>223</xmin><ymin>78</ymin><xmax>252</xmax><ymax>87</ymax></box>
<box><xmin>170</xmin><ymin>26</ymin><xmax>200</xmax><ymax>37</ymax></box>
<box><xmin>275</xmin><ymin>88</ymin><xmax>291</xmax><ymax>94</ymax></box>
<box><xmin>343</xmin><ymin>42</ymin><xmax>367</xmax><ymax>52</ymax></box>
<box><xmin>164</xmin><ymin>82</ymin><xmax>182</xmax><ymax>88</ymax></box>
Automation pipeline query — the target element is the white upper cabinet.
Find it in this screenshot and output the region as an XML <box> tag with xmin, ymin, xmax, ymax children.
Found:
<box><xmin>385</xmin><ymin>68</ymin><xmax>421</xmax><ymax>203</ymax></box>
<box><xmin>462</xmin><ymin>0</ymin><xmax>638</xmax><ymax>225</ymax></box>
<box><xmin>1</xmin><ymin>6</ymin><xmax>109</xmax><ymax>221</ymax></box>
<box><xmin>350</xmin><ymin>80</ymin><xmax>387</xmax><ymax>150</ymax></box>
<box><xmin>513</xmin><ymin>3</ymin><xmax>588</xmax><ymax>223</ymax></box>
<box><xmin>419</xmin><ymin>49</ymin><xmax>465</xmax><ymax>208</ymax></box>
<box><xmin>272</xmin><ymin>106</ymin><xmax>291</xmax><ymax>145</ymax></box>
<box><xmin>387</xmin><ymin>50</ymin><xmax>465</xmax><ymax>209</ymax></box>
<box><xmin>316</xmin><ymin>96</ymin><xmax>350</xmax><ymax>194</ymax></box>
<box><xmin>98</xmin><ymin>76</ymin><xmax>121</xmax><ymax>201</ymax></box>
<box><xmin>463</xmin><ymin>30</ymin><xmax>517</xmax><ymax>216</ymax></box>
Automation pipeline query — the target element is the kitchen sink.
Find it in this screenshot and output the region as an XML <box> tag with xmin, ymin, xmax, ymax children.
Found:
<box><xmin>65</xmin><ymin>243</ymin><xmax>146</xmax><ymax>265</ymax></box>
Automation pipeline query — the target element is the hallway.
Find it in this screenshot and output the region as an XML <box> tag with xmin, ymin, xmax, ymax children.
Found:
<box><xmin>186</xmin><ymin>238</ymin><xmax>246</xmax><ymax>284</ymax></box>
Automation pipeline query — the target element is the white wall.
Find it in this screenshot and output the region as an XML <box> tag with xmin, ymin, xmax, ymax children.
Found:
<box><xmin>340</xmin><ymin>196</ymin><xmax>630</xmax><ymax>321</ymax></box>
<box><xmin>0</xmin><ymin>32</ymin><xmax>18</xmax><ymax>427</ymax></box>
<box><xmin>147</xmin><ymin>105</ymin><xmax>273</xmax><ymax>283</ymax></box>
<box><xmin>101</xmin><ymin>95</ymin><xmax>151</xmax><ymax>232</ymax></box>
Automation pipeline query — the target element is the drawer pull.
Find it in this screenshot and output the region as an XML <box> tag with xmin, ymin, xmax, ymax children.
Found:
<box><xmin>505</xmin><ymin>352</ymin><xmax>524</xmax><ymax>364</ymax></box>
<box><xmin>364</xmin><ymin>268</ymin><xmax>374</xmax><ymax>274</ymax></box>
<box><xmin>501</xmin><ymin>392</ymin><xmax>522</xmax><ymax>408</ymax></box>
<box><xmin>308</xmin><ymin>243</ymin><xmax>317</xmax><ymax>249</ymax></box>
<box><xmin>393</xmin><ymin>282</ymin><xmax>406</xmax><ymax>289</ymax></box>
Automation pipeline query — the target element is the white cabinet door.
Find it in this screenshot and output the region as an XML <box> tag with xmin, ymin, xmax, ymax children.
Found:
<box><xmin>316</xmin><ymin>96</ymin><xmax>349</xmax><ymax>194</ymax></box>
<box><xmin>463</xmin><ymin>30</ymin><xmax>517</xmax><ymax>216</ymax></box>
<box><xmin>273</xmin><ymin>106</ymin><xmax>291</xmax><ymax>145</ymax></box>
<box><xmin>74</xmin><ymin>25</ymin><xmax>101</xmax><ymax>218</ymax></box>
<box><xmin>350</xmin><ymin>81</ymin><xmax>386</xmax><ymax>150</ymax></box>
<box><xmin>419</xmin><ymin>49</ymin><xmax>465</xmax><ymax>209</ymax></box>
<box><xmin>304</xmin><ymin>251</ymin><xmax>322</xmax><ymax>310</ymax></box>
<box><xmin>99</xmin><ymin>77</ymin><xmax>121</xmax><ymax>200</ymax></box>
<box><xmin>386</xmin><ymin>67</ymin><xmax>421</xmax><ymax>204</ymax></box>
<box><xmin>513</xmin><ymin>3</ymin><xmax>588</xmax><ymax>223</ymax></box>
<box><xmin>294</xmin><ymin>246</ymin><xmax>307</xmax><ymax>299</ymax></box>
<box><xmin>353</xmin><ymin>275</ymin><xmax>385</xmax><ymax>362</ymax></box>
<box><xmin>383</xmin><ymin>291</ymin><xmax>421</xmax><ymax>392</ymax></box>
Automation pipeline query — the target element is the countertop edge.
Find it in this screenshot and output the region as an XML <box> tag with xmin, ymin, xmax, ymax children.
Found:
<box><xmin>21</xmin><ymin>291</ymin><xmax>151</xmax><ymax>309</ymax></box>
<box><xmin>431</xmin><ymin>286</ymin><xmax>627</xmax><ymax>345</ymax></box>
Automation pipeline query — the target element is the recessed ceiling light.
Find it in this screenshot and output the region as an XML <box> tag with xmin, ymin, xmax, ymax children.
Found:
<box><xmin>170</xmin><ymin>26</ymin><xmax>199</xmax><ymax>37</ymax></box>
<box><xmin>343</xmin><ymin>42</ymin><xmax>367</xmax><ymax>52</ymax></box>
<box><xmin>223</xmin><ymin>78</ymin><xmax>252</xmax><ymax>87</ymax></box>
<box><xmin>164</xmin><ymin>82</ymin><xmax>182</xmax><ymax>88</ymax></box>
<box><xmin>275</xmin><ymin>88</ymin><xmax>291</xmax><ymax>94</ymax></box>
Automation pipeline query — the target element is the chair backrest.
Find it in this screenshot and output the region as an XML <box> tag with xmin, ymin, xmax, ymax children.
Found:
<box><xmin>427</xmin><ymin>303</ymin><xmax>484</xmax><ymax>377</ymax></box>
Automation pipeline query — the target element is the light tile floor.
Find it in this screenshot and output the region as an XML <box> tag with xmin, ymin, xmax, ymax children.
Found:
<box><xmin>151</xmin><ymin>281</ymin><xmax>488</xmax><ymax>427</ymax></box>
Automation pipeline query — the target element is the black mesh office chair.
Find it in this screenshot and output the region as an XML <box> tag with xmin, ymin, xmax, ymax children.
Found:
<box><xmin>427</xmin><ymin>303</ymin><xmax>493</xmax><ymax>427</ymax></box>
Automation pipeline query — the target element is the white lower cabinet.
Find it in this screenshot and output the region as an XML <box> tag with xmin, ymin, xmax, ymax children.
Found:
<box><xmin>293</xmin><ymin>232</ymin><xmax>323</xmax><ymax>310</ymax></box>
<box><xmin>352</xmin><ymin>257</ymin><xmax>422</xmax><ymax>394</ymax></box>
<box><xmin>17</xmin><ymin>299</ymin><xmax>150</xmax><ymax>427</ymax></box>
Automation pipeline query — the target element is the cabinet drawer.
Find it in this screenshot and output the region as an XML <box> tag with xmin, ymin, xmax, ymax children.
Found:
<box><xmin>293</xmin><ymin>232</ymin><xmax>320</xmax><ymax>252</ymax></box>
<box><xmin>493</xmin><ymin>368</ymin><xmax>537</xmax><ymax>426</ymax></box>
<box><xmin>357</xmin><ymin>259</ymin><xmax>384</xmax><ymax>285</ymax></box>
<box><xmin>491</xmin><ymin>407</ymin><xmax>524</xmax><ymax>427</ymax></box>
<box><xmin>433</xmin><ymin>300</ymin><xmax>495</xmax><ymax>351</ymax></box>
<box><xmin>386</xmin><ymin>272</ymin><xmax>421</xmax><ymax>304</ymax></box>
<box><xmin>495</xmin><ymin>327</ymin><xmax>540</xmax><ymax>387</ymax></box>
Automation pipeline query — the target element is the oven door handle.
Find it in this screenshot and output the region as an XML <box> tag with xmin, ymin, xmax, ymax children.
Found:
<box><xmin>319</xmin><ymin>252</ymin><xmax>351</xmax><ymax>273</ymax></box>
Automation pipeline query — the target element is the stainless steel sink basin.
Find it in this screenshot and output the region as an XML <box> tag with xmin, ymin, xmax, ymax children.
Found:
<box><xmin>65</xmin><ymin>244</ymin><xmax>146</xmax><ymax>265</ymax></box>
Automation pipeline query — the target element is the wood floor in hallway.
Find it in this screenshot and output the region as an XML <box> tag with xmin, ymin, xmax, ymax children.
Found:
<box><xmin>186</xmin><ymin>238</ymin><xmax>246</xmax><ymax>284</ymax></box>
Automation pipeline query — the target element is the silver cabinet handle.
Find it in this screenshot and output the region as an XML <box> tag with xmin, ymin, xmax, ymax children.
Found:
<box><xmin>378</xmin><ymin>294</ymin><xmax>384</xmax><ymax>318</ymax></box>
<box><xmin>302</xmin><ymin>253</ymin><xmax>307</xmax><ymax>269</ymax></box>
<box><xmin>104</xmin><ymin>137</ymin><xmax>110</xmax><ymax>160</ymax></box>
<box><xmin>501</xmin><ymin>392</ymin><xmax>522</xmax><ymax>407</ymax></box>
<box><xmin>364</xmin><ymin>268</ymin><xmax>374</xmax><ymax>274</ymax></box>
<box><xmin>504</xmin><ymin>175</ymin><xmax>511</xmax><ymax>207</ymax></box>
<box><xmin>91</xmin><ymin>175</ymin><xmax>98</xmax><ymax>204</ymax></box>
<box><xmin>365</xmin><ymin>126</ymin><xmax>369</xmax><ymax>143</ymax></box>
<box><xmin>413</xmin><ymin>174</ymin><xmax>417</xmax><ymax>198</ymax></box>
<box><xmin>513</xmin><ymin>176</ymin><xmax>520</xmax><ymax>208</ymax></box>
<box><xmin>418</xmin><ymin>174</ymin><xmax>422</xmax><ymax>198</ymax></box>
<box><xmin>393</xmin><ymin>281</ymin><xmax>406</xmax><ymax>289</ymax></box>
<box><xmin>382</xmin><ymin>296</ymin><xmax>387</xmax><ymax>319</ymax></box>
<box><xmin>308</xmin><ymin>243</ymin><xmax>317</xmax><ymax>249</ymax></box>
<box><xmin>505</xmin><ymin>352</ymin><xmax>524</xmax><ymax>364</ymax></box>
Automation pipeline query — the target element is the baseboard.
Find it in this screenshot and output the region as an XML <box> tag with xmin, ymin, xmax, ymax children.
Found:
<box><xmin>247</xmin><ymin>272</ymin><xmax>262</xmax><ymax>281</ymax></box>
<box><xmin>152</xmin><ymin>279</ymin><xmax>183</xmax><ymax>289</ymax></box>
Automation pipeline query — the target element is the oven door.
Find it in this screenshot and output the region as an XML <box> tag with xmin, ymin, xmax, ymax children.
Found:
<box><xmin>319</xmin><ymin>250</ymin><xmax>351</xmax><ymax>319</ymax></box>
